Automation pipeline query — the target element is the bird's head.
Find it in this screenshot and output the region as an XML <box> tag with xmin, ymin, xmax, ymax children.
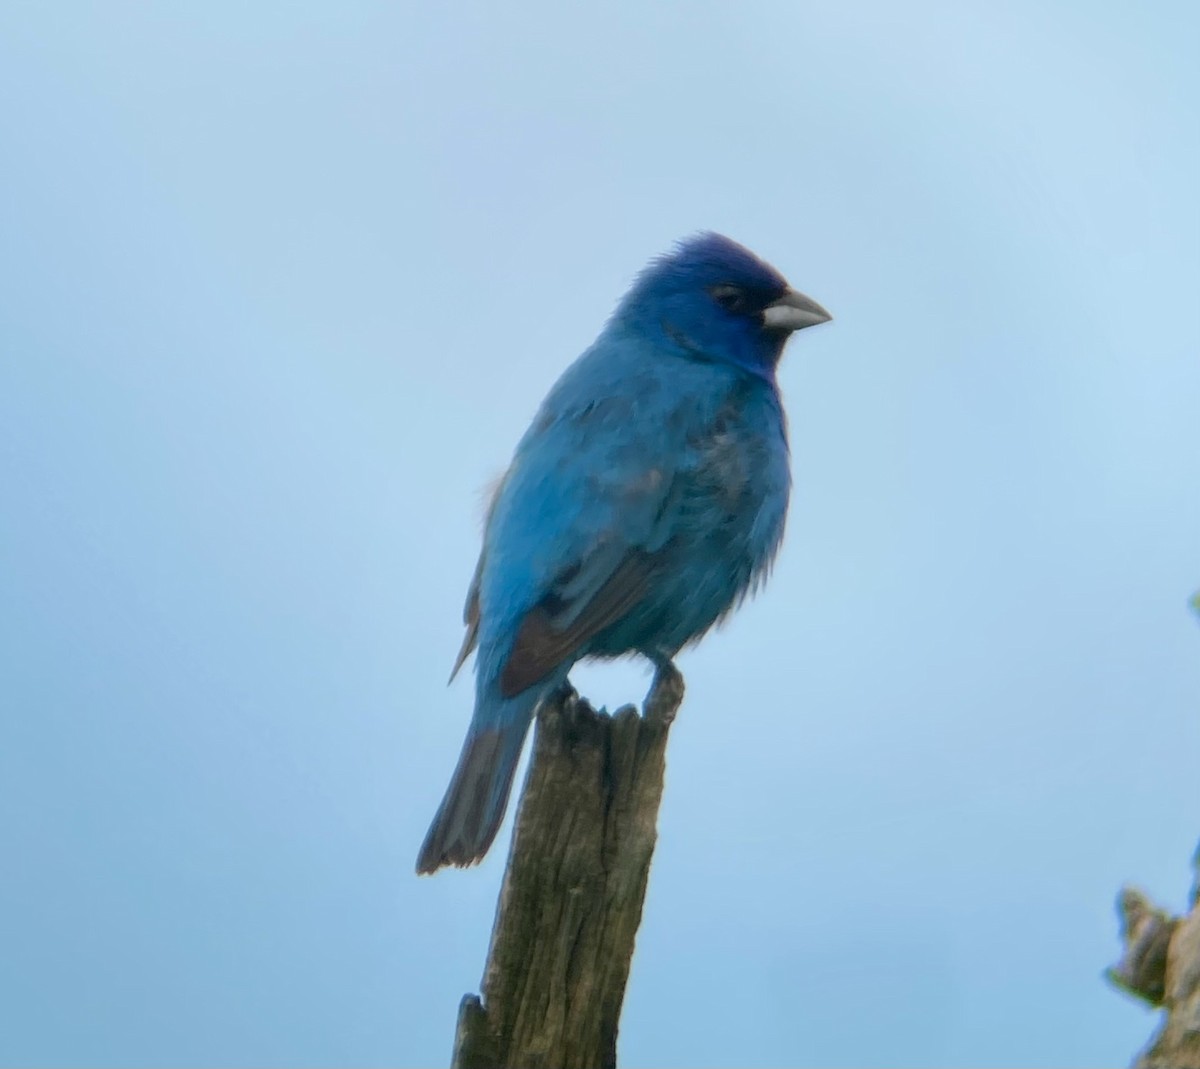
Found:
<box><xmin>613</xmin><ymin>232</ymin><xmax>830</xmax><ymax>378</ymax></box>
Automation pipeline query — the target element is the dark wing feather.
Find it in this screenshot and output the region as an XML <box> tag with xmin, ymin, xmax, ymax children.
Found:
<box><xmin>447</xmin><ymin>575</ymin><xmax>480</xmax><ymax>683</ymax></box>
<box><xmin>449</xmin><ymin>474</ymin><xmax>509</xmax><ymax>683</ymax></box>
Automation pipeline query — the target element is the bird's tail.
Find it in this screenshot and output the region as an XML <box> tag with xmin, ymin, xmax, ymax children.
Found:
<box><xmin>416</xmin><ymin>710</ymin><xmax>533</xmax><ymax>875</ymax></box>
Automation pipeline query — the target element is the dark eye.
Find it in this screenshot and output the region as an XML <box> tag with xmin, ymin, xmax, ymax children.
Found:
<box><xmin>711</xmin><ymin>284</ymin><xmax>748</xmax><ymax>313</ymax></box>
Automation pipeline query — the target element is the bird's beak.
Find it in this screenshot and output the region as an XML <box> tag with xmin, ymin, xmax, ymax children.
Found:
<box><xmin>761</xmin><ymin>289</ymin><xmax>832</xmax><ymax>333</ymax></box>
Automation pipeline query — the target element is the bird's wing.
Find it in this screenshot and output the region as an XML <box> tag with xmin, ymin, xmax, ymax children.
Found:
<box><xmin>451</xmin><ymin>495</ymin><xmax>671</xmax><ymax>694</ymax></box>
<box><xmin>478</xmin><ymin>362</ymin><xmax>693</xmax><ymax>698</ymax></box>
<box><xmin>491</xmin><ymin>454</ymin><xmax>684</xmax><ymax>698</ymax></box>
<box><xmin>499</xmin><ymin>544</ymin><xmax>664</xmax><ymax>698</ymax></box>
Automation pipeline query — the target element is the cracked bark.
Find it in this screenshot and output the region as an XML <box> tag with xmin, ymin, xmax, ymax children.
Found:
<box><xmin>450</xmin><ymin>666</ymin><xmax>684</xmax><ymax>1069</ymax></box>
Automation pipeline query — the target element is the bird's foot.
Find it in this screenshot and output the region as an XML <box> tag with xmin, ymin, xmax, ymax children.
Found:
<box><xmin>644</xmin><ymin>660</ymin><xmax>685</xmax><ymax>727</ymax></box>
<box><xmin>547</xmin><ymin>678</ymin><xmax>578</xmax><ymax>708</ymax></box>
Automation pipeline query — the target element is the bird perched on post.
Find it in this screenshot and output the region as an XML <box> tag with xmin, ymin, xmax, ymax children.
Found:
<box><xmin>417</xmin><ymin>233</ymin><xmax>830</xmax><ymax>874</ymax></box>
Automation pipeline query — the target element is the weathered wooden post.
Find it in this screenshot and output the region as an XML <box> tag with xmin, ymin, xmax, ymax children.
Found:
<box><xmin>450</xmin><ymin>665</ymin><xmax>684</xmax><ymax>1069</ymax></box>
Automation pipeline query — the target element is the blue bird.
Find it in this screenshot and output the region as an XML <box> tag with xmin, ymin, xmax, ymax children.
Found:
<box><xmin>417</xmin><ymin>233</ymin><xmax>830</xmax><ymax>874</ymax></box>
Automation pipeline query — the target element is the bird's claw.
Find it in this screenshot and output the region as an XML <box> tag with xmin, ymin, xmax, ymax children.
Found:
<box><xmin>644</xmin><ymin>660</ymin><xmax>685</xmax><ymax>726</ymax></box>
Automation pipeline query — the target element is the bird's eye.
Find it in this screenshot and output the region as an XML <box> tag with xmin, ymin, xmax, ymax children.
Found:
<box><xmin>711</xmin><ymin>284</ymin><xmax>748</xmax><ymax>313</ymax></box>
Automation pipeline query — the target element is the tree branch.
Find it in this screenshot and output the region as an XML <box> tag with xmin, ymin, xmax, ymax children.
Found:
<box><xmin>1109</xmin><ymin>845</ymin><xmax>1200</xmax><ymax>1068</ymax></box>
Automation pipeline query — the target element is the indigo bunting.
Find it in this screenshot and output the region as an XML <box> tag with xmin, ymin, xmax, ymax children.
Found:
<box><xmin>417</xmin><ymin>233</ymin><xmax>830</xmax><ymax>874</ymax></box>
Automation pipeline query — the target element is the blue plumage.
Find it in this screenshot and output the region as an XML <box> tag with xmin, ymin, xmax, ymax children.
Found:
<box><xmin>417</xmin><ymin>233</ymin><xmax>830</xmax><ymax>873</ymax></box>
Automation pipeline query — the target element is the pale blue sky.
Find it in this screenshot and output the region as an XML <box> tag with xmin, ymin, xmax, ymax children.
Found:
<box><xmin>2</xmin><ymin>2</ymin><xmax>1198</xmax><ymax>1066</ymax></box>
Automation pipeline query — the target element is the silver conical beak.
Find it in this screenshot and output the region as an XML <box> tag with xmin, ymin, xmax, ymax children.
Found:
<box><xmin>762</xmin><ymin>289</ymin><xmax>832</xmax><ymax>332</ymax></box>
